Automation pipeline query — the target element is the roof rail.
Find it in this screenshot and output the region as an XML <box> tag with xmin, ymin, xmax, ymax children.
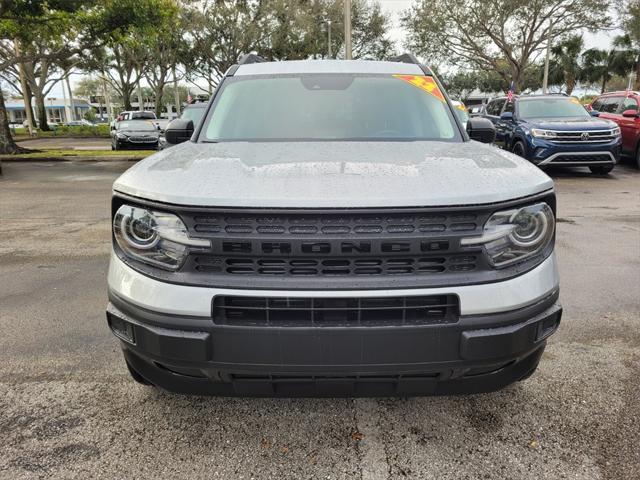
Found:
<box><xmin>238</xmin><ymin>53</ymin><xmax>266</xmax><ymax>66</ymax></box>
<box><xmin>389</xmin><ymin>53</ymin><xmax>432</xmax><ymax>75</ymax></box>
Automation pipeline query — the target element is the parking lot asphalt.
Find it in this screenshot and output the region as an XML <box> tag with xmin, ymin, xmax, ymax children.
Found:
<box><xmin>0</xmin><ymin>160</ymin><xmax>639</xmax><ymax>480</ymax></box>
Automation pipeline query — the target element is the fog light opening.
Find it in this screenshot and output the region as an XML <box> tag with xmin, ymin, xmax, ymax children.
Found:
<box><xmin>107</xmin><ymin>312</ymin><xmax>136</xmax><ymax>344</ymax></box>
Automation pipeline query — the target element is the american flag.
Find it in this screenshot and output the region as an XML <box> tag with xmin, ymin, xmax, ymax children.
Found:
<box><xmin>507</xmin><ymin>81</ymin><xmax>515</xmax><ymax>102</ymax></box>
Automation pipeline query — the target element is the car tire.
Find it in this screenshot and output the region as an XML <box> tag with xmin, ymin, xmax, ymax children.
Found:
<box><xmin>126</xmin><ymin>359</ymin><xmax>154</xmax><ymax>386</ymax></box>
<box><xmin>512</xmin><ymin>141</ymin><xmax>526</xmax><ymax>158</ymax></box>
<box><xmin>589</xmin><ymin>165</ymin><xmax>614</xmax><ymax>175</ymax></box>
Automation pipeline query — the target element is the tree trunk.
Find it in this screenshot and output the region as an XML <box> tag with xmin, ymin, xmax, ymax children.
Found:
<box><xmin>173</xmin><ymin>66</ymin><xmax>180</xmax><ymax>116</ymax></box>
<box><xmin>566</xmin><ymin>76</ymin><xmax>575</xmax><ymax>96</ymax></box>
<box><xmin>601</xmin><ymin>76</ymin><xmax>607</xmax><ymax>94</ymax></box>
<box><xmin>154</xmin><ymin>82</ymin><xmax>165</xmax><ymax>118</ymax></box>
<box><xmin>65</xmin><ymin>75</ymin><xmax>75</xmax><ymax>122</ymax></box>
<box><xmin>24</xmin><ymin>84</ymin><xmax>35</xmax><ymax>128</ymax></box>
<box><xmin>122</xmin><ymin>87</ymin><xmax>132</xmax><ymax>111</ymax></box>
<box><xmin>635</xmin><ymin>56</ymin><xmax>640</xmax><ymax>91</ymax></box>
<box><xmin>33</xmin><ymin>89</ymin><xmax>50</xmax><ymax>131</ymax></box>
<box><xmin>0</xmin><ymin>90</ymin><xmax>19</xmax><ymax>156</ymax></box>
<box><xmin>137</xmin><ymin>81</ymin><xmax>144</xmax><ymax>111</ymax></box>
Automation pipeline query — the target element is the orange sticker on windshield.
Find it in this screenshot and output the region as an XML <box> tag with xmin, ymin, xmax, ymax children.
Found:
<box><xmin>393</xmin><ymin>75</ymin><xmax>445</xmax><ymax>102</ymax></box>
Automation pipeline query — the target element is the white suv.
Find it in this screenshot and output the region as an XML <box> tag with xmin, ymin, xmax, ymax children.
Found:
<box><xmin>107</xmin><ymin>55</ymin><xmax>561</xmax><ymax>396</ymax></box>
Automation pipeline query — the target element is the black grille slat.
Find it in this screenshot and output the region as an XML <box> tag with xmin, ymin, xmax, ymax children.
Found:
<box><xmin>551</xmin><ymin>154</ymin><xmax>612</xmax><ymax>163</ymax></box>
<box><xmin>207</xmin><ymin>256</ymin><xmax>478</xmax><ymax>276</ymax></box>
<box><xmin>191</xmin><ymin>211</ymin><xmax>480</xmax><ymax>237</ymax></box>
<box><xmin>212</xmin><ymin>294</ymin><xmax>459</xmax><ymax>327</ymax></box>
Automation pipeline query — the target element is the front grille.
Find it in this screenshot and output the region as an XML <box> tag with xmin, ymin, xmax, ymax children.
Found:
<box><xmin>549</xmin><ymin>130</ymin><xmax>617</xmax><ymax>144</ymax></box>
<box><xmin>550</xmin><ymin>154</ymin><xmax>612</xmax><ymax>163</ymax></box>
<box><xmin>112</xmin><ymin>192</ymin><xmax>557</xmax><ymax>289</ymax></box>
<box><xmin>194</xmin><ymin>254</ymin><xmax>477</xmax><ymax>276</ymax></box>
<box><xmin>212</xmin><ymin>294</ymin><xmax>459</xmax><ymax>327</ymax></box>
<box><xmin>127</xmin><ymin>136</ymin><xmax>157</xmax><ymax>142</ymax></box>
<box><xmin>192</xmin><ymin>212</ymin><xmax>478</xmax><ymax>236</ymax></box>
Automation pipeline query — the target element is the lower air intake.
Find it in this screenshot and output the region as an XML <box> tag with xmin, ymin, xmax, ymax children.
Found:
<box><xmin>212</xmin><ymin>294</ymin><xmax>459</xmax><ymax>327</ymax></box>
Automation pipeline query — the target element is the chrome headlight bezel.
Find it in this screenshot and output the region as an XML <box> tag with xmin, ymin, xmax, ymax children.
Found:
<box><xmin>462</xmin><ymin>202</ymin><xmax>555</xmax><ymax>268</ymax></box>
<box><xmin>530</xmin><ymin>128</ymin><xmax>557</xmax><ymax>139</ymax></box>
<box><xmin>113</xmin><ymin>203</ymin><xmax>210</xmax><ymax>271</ymax></box>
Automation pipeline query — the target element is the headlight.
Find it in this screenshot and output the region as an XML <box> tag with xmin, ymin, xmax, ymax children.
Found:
<box><xmin>530</xmin><ymin>128</ymin><xmax>557</xmax><ymax>139</ymax></box>
<box><xmin>116</xmin><ymin>133</ymin><xmax>127</xmax><ymax>139</ymax></box>
<box><xmin>611</xmin><ymin>127</ymin><xmax>621</xmax><ymax>136</ymax></box>
<box><xmin>113</xmin><ymin>204</ymin><xmax>210</xmax><ymax>270</ymax></box>
<box><xmin>461</xmin><ymin>202</ymin><xmax>555</xmax><ymax>268</ymax></box>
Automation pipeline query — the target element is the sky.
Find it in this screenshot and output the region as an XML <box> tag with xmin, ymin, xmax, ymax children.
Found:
<box><xmin>46</xmin><ymin>0</ymin><xmax>623</xmax><ymax>99</ymax></box>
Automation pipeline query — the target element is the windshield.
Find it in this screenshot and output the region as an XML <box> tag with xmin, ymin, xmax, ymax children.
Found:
<box><xmin>119</xmin><ymin>121</ymin><xmax>157</xmax><ymax>131</ymax></box>
<box><xmin>453</xmin><ymin>106</ymin><xmax>469</xmax><ymax>127</ymax></box>
<box><xmin>201</xmin><ymin>74</ymin><xmax>460</xmax><ymax>142</ymax></box>
<box><xmin>182</xmin><ymin>106</ymin><xmax>207</xmax><ymax>125</ymax></box>
<box><xmin>518</xmin><ymin>98</ymin><xmax>589</xmax><ymax>119</ymax></box>
<box><xmin>131</xmin><ymin>112</ymin><xmax>156</xmax><ymax>120</ymax></box>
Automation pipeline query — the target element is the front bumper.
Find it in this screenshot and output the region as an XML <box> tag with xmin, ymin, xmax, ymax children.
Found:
<box><xmin>528</xmin><ymin>137</ymin><xmax>621</xmax><ymax>166</ymax></box>
<box><xmin>115</xmin><ymin>138</ymin><xmax>159</xmax><ymax>149</ymax></box>
<box><xmin>106</xmin><ymin>255</ymin><xmax>562</xmax><ymax>397</ymax></box>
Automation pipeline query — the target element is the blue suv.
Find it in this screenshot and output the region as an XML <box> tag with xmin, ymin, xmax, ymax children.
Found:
<box><xmin>481</xmin><ymin>95</ymin><xmax>622</xmax><ymax>174</ymax></box>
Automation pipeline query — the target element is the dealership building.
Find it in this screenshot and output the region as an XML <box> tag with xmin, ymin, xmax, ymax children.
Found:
<box><xmin>5</xmin><ymin>97</ymin><xmax>92</xmax><ymax>125</ymax></box>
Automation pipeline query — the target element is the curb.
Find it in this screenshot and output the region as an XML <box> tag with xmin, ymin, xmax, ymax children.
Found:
<box><xmin>0</xmin><ymin>156</ymin><xmax>144</xmax><ymax>162</ymax></box>
<box><xmin>16</xmin><ymin>136</ymin><xmax>111</xmax><ymax>142</ymax></box>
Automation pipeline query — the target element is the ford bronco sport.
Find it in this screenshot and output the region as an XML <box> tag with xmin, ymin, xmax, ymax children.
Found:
<box><xmin>107</xmin><ymin>55</ymin><xmax>562</xmax><ymax>397</ymax></box>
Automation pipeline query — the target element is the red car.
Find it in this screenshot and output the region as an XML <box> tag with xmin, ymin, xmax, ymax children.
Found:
<box><xmin>588</xmin><ymin>91</ymin><xmax>640</xmax><ymax>168</ymax></box>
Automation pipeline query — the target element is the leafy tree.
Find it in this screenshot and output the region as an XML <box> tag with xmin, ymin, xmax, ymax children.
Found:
<box><xmin>548</xmin><ymin>35</ymin><xmax>584</xmax><ymax>95</ymax></box>
<box><xmin>184</xmin><ymin>0</ymin><xmax>393</xmax><ymax>92</ymax></box>
<box><xmin>185</xmin><ymin>0</ymin><xmax>268</xmax><ymax>92</ymax></box>
<box><xmin>259</xmin><ymin>0</ymin><xmax>393</xmax><ymax>61</ymax></box>
<box><xmin>402</xmin><ymin>0</ymin><xmax>611</xmax><ymax>92</ymax></box>
<box><xmin>84</xmin><ymin>107</ymin><xmax>97</xmax><ymax>122</ymax></box>
<box><xmin>0</xmin><ymin>0</ymin><xmax>162</xmax><ymax>152</ymax></box>
<box><xmin>143</xmin><ymin>1</ymin><xmax>187</xmax><ymax>117</ymax></box>
<box><xmin>618</xmin><ymin>0</ymin><xmax>640</xmax><ymax>89</ymax></box>
<box><xmin>582</xmin><ymin>35</ymin><xmax>636</xmax><ymax>93</ymax></box>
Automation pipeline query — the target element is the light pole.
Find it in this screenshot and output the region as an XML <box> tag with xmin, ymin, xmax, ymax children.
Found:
<box><xmin>327</xmin><ymin>20</ymin><xmax>332</xmax><ymax>59</ymax></box>
<box><xmin>344</xmin><ymin>0</ymin><xmax>352</xmax><ymax>60</ymax></box>
<box><xmin>542</xmin><ymin>19</ymin><xmax>553</xmax><ymax>94</ymax></box>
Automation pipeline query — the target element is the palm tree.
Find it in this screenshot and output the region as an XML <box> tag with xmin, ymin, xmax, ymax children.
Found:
<box><xmin>582</xmin><ymin>35</ymin><xmax>636</xmax><ymax>93</ymax></box>
<box><xmin>548</xmin><ymin>35</ymin><xmax>584</xmax><ymax>95</ymax></box>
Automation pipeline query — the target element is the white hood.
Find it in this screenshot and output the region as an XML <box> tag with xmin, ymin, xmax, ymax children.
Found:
<box><xmin>113</xmin><ymin>140</ymin><xmax>554</xmax><ymax>208</ymax></box>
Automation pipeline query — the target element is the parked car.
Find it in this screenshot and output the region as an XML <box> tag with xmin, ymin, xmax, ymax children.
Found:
<box><xmin>480</xmin><ymin>94</ymin><xmax>622</xmax><ymax>175</ymax></box>
<box><xmin>111</xmin><ymin>111</ymin><xmax>159</xmax><ymax>131</ymax></box>
<box><xmin>588</xmin><ymin>91</ymin><xmax>640</xmax><ymax>169</ymax></box>
<box><xmin>158</xmin><ymin>102</ymin><xmax>208</xmax><ymax>150</ymax></box>
<box><xmin>111</xmin><ymin>120</ymin><xmax>159</xmax><ymax>150</ymax></box>
<box><xmin>107</xmin><ymin>54</ymin><xmax>561</xmax><ymax>397</ymax></box>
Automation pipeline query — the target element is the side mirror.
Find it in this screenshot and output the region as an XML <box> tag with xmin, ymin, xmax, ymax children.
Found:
<box><xmin>622</xmin><ymin>109</ymin><xmax>639</xmax><ymax>118</ymax></box>
<box><xmin>500</xmin><ymin>111</ymin><xmax>514</xmax><ymax>121</ymax></box>
<box><xmin>467</xmin><ymin>117</ymin><xmax>496</xmax><ymax>144</ymax></box>
<box><xmin>589</xmin><ymin>110</ymin><xmax>600</xmax><ymax>117</ymax></box>
<box><xmin>165</xmin><ymin>119</ymin><xmax>194</xmax><ymax>145</ymax></box>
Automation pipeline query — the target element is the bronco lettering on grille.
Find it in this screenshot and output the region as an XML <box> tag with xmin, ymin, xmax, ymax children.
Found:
<box><xmin>219</xmin><ymin>240</ymin><xmax>452</xmax><ymax>255</ymax></box>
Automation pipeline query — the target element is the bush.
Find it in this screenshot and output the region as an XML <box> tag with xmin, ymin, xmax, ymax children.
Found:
<box><xmin>13</xmin><ymin>124</ymin><xmax>111</xmax><ymax>138</ymax></box>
